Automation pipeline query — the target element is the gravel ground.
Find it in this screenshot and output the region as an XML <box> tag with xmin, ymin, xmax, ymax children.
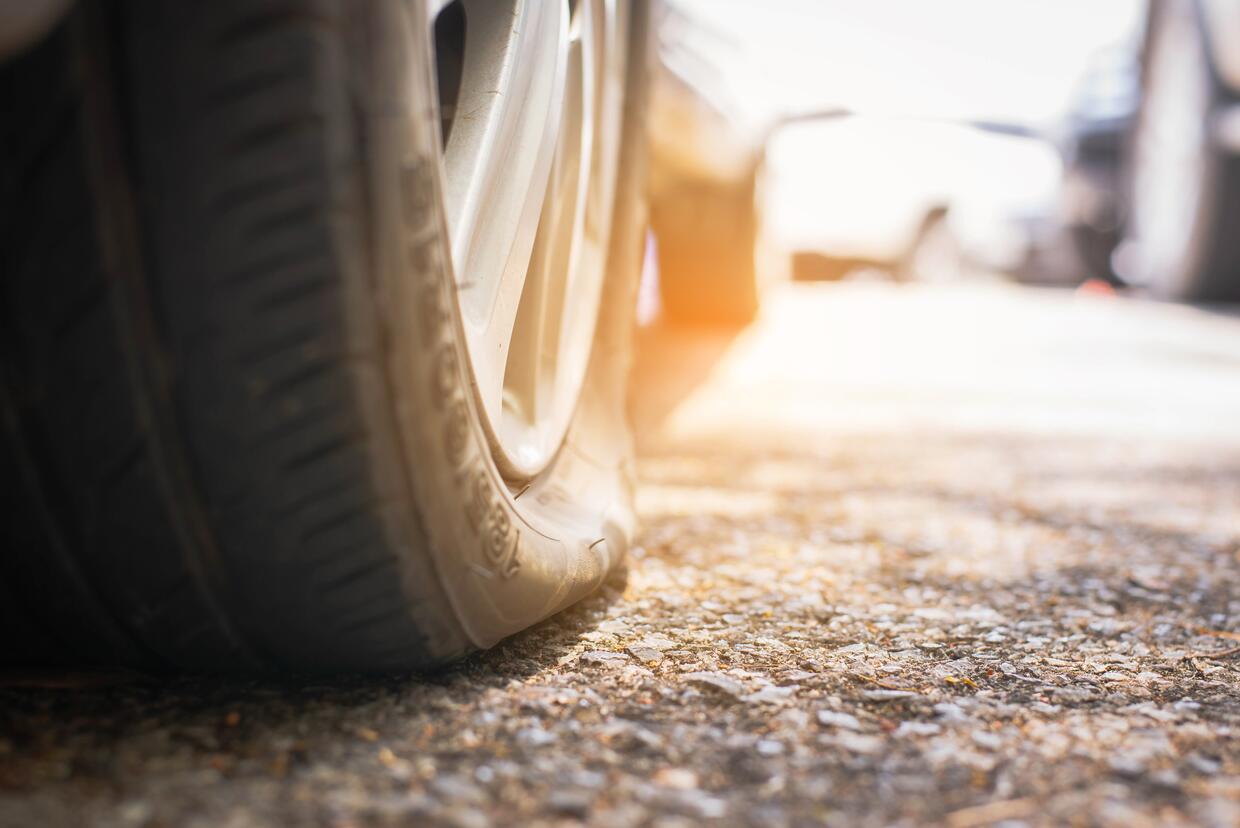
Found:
<box><xmin>4</xmin><ymin>283</ymin><xmax>1240</xmax><ymax>827</ymax></box>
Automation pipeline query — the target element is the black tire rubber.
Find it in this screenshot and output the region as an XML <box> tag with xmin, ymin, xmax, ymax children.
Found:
<box><xmin>651</xmin><ymin>170</ymin><xmax>760</xmax><ymax>327</ymax></box>
<box><xmin>1131</xmin><ymin>0</ymin><xmax>1240</xmax><ymax>302</ymax></box>
<box><xmin>0</xmin><ymin>0</ymin><xmax>649</xmax><ymax>673</ymax></box>
<box><xmin>1070</xmin><ymin>221</ymin><xmax>1124</xmax><ymax>286</ymax></box>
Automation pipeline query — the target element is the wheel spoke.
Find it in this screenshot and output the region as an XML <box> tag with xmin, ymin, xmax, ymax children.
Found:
<box><xmin>441</xmin><ymin>0</ymin><xmax>569</xmax><ymax>421</ymax></box>
<box><xmin>434</xmin><ymin>0</ymin><xmax>623</xmax><ymax>478</ymax></box>
<box><xmin>504</xmin><ymin>18</ymin><xmax>591</xmax><ymax>428</ymax></box>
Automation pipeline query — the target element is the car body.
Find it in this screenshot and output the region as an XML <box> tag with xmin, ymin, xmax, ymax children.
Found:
<box><xmin>645</xmin><ymin>1</ymin><xmax>768</xmax><ymax>324</ymax></box>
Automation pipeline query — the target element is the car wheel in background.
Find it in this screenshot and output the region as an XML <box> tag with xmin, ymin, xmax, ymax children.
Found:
<box><xmin>1127</xmin><ymin>0</ymin><xmax>1240</xmax><ymax>302</ymax></box>
<box><xmin>0</xmin><ymin>0</ymin><xmax>650</xmax><ymax>672</ymax></box>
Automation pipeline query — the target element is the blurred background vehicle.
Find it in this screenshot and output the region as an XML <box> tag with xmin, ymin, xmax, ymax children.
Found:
<box><xmin>667</xmin><ymin>0</ymin><xmax>1148</xmax><ymax>298</ymax></box>
<box><xmin>764</xmin><ymin>117</ymin><xmax>1065</xmax><ymax>285</ymax></box>
<box><xmin>1119</xmin><ymin>0</ymin><xmax>1240</xmax><ymax>302</ymax></box>
<box><xmin>1055</xmin><ymin>42</ymin><xmax>1140</xmax><ymax>285</ymax></box>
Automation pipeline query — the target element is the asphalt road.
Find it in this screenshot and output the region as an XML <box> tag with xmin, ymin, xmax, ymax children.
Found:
<box><xmin>4</xmin><ymin>282</ymin><xmax>1240</xmax><ymax>827</ymax></box>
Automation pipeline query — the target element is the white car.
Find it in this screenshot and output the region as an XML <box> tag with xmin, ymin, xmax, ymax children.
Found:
<box><xmin>765</xmin><ymin>117</ymin><xmax>1062</xmax><ymax>283</ymax></box>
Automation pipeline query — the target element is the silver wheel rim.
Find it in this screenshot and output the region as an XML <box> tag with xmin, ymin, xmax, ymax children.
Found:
<box><xmin>1131</xmin><ymin>2</ymin><xmax>1210</xmax><ymax>290</ymax></box>
<box><xmin>429</xmin><ymin>0</ymin><xmax>624</xmax><ymax>479</ymax></box>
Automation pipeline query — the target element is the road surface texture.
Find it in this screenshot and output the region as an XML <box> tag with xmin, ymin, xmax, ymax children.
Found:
<box><xmin>4</xmin><ymin>282</ymin><xmax>1240</xmax><ymax>827</ymax></box>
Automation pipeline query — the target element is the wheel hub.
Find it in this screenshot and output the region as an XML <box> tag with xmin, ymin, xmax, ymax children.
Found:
<box><xmin>430</xmin><ymin>0</ymin><xmax>623</xmax><ymax>479</ymax></box>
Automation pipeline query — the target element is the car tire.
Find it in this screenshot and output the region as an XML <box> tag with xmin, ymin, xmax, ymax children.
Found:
<box><xmin>0</xmin><ymin>0</ymin><xmax>650</xmax><ymax>673</ymax></box>
<box><xmin>1128</xmin><ymin>0</ymin><xmax>1240</xmax><ymax>302</ymax></box>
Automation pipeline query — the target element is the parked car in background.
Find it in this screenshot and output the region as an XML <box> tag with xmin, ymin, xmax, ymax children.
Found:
<box><xmin>764</xmin><ymin>117</ymin><xmax>1063</xmax><ymax>285</ymax></box>
<box><xmin>1121</xmin><ymin>0</ymin><xmax>1240</xmax><ymax>301</ymax></box>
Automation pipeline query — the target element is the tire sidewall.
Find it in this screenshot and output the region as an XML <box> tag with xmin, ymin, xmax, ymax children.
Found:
<box><xmin>1132</xmin><ymin>0</ymin><xmax>1227</xmax><ymax>299</ymax></box>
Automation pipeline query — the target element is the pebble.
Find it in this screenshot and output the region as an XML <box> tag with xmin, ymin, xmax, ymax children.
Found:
<box><xmin>863</xmin><ymin>689</ymin><xmax>918</xmax><ymax>701</ymax></box>
<box><xmin>515</xmin><ymin>727</ymin><xmax>557</xmax><ymax>748</ymax></box>
<box><xmin>547</xmin><ymin>789</ymin><xmax>594</xmax><ymax>817</ymax></box>
<box><xmin>743</xmin><ymin>685</ymin><xmax>798</xmax><ymax>705</ymax></box>
<box><xmin>652</xmin><ymin>768</ymin><xmax>699</xmax><ymax>790</ymax></box>
<box><xmin>1186</xmin><ymin>753</ymin><xmax>1221</xmax><ymax>775</ymax></box>
<box><xmin>780</xmin><ymin>670</ymin><xmax>817</xmax><ymax>683</ymax></box>
<box><xmin>756</xmin><ymin>739</ymin><xmax>785</xmax><ymax>756</ymax></box>
<box><xmin>932</xmin><ymin>702</ymin><xmax>969</xmax><ymax>722</ymax></box>
<box><xmin>627</xmin><ymin>645</ymin><xmax>664</xmax><ymax>664</ymax></box>
<box><xmin>816</xmin><ymin>710</ymin><xmax>863</xmax><ymax>731</ymax></box>
<box><xmin>682</xmin><ymin>672</ymin><xmax>744</xmax><ymax>699</ymax></box>
<box><xmin>970</xmin><ymin>730</ymin><xmax>1002</xmax><ymax>750</ymax></box>
<box><xmin>834</xmin><ymin>733</ymin><xmax>885</xmax><ymax>755</ymax></box>
<box><xmin>1109</xmin><ymin>756</ymin><xmax>1148</xmax><ymax>778</ymax></box>
<box><xmin>1050</xmin><ymin>686</ymin><xmax>1097</xmax><ymax>705</ymax></box>
<box><xmin>430</xmin><ymin>775</ymin><xmax>487</xmax><ymax>806</ymax></box>
<box><xmin>894</xmin><ymin>722</ymin><xmax>941</xmax><ymax>737</ymax></box>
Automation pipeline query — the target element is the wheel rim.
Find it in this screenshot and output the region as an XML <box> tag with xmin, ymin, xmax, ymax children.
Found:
<box><xmin>429</xmin><ymin>0</ymin><xmax>624</xmax><ymax>479</ymax></box>
<box><xmin>1131</xmin><ymin>2</ymin><xmax>1210</xmax><ymax>290</ymax></box>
